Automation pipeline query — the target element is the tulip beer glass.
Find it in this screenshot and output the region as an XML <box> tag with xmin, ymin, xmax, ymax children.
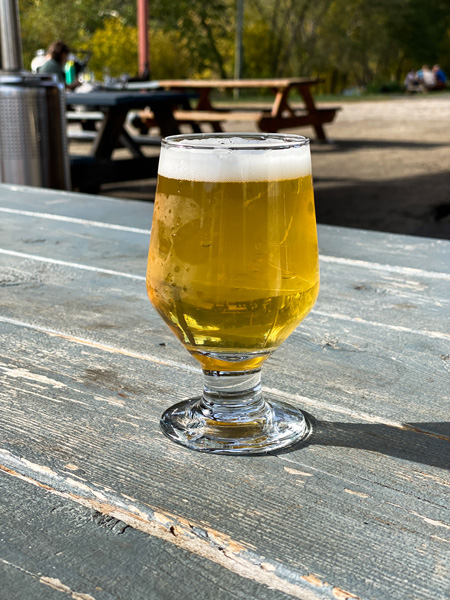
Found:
<box><xmin>146</xmin><ymin>133</ymin><xmax>319</xmax><ymax>454</ymax></box>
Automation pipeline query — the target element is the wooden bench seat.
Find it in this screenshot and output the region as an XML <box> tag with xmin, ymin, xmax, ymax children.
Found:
<box><xmin>259</xmin><ymin>107</ymin><xmax>339</xmax><ymax>132</ymax></box>
<box><xmin>66</xmin><ymin>110</ymin><xmax>104</xmax><ymax>122</ymax></box>
<box><xmin>175</xmin><ymin>109</ymin><xmax>265</xmax><ymax>122</ymax></box>
<box><xmin>137</xmin><ymin>106</ymin><xmax>340</xmax><ymax>134</ymax></box>
<box><xmin>138</xmin><ymin>109</ymin><xmax>265</xmax><ymax>126</ymax></box>
<box><xmin>67</xmin><ymin>128</ymin><xmax>161</xmax><ymax>147</ymax></box>
<box><xmin>66</xmin><ymin>111</ymin><xmax>104</xmax><ymax>133</ymax></box>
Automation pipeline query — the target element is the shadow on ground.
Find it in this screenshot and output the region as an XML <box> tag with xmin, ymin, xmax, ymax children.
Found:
<box><xmin>313</xmin><ymin>139</ymin><xmax>448</xmax><ymax>152</ymax></box>
<box><xmin>314</xmin><ymin>169</ymin><xmax>450</xmax><ymax>239</ymax></box>
<box><xmin>98</xmin><ymin>139</ymin><xmax>450</xmax><ymax>240</ymax></box>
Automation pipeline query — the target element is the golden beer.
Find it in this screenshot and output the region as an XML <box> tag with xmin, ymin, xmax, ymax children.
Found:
<box><xmin>147</xmin><ymin>138</ymin><xmax>319</xmax><ymax>372</ymax></box>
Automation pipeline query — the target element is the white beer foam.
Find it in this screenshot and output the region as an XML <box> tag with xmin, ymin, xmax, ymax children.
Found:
<box><xmin>158</xmin><ymin>136</ymin><xmax>311</xmax><ymax>182</ymax></box>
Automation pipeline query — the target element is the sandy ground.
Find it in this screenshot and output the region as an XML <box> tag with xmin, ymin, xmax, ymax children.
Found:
<box><xmin>310</xmin><ymin>95</ymin><xmax>450</xmax><ymax>239</ymax></box>
<box><xmin>76</xmin><ymin>94</ymin><xmax>450</xmax><ymax>239</ymax></box>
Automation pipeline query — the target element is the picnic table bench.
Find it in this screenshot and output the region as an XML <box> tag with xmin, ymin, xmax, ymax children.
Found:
<box><xmin>131</xmin><ymin>78</ymin><xmax>340</xmax><ymax>142</ymax></box>
<box><xmin>0</xmin><ymin>184</ymin><xmax>449</xmax><ymax>599</ymax></box>
<box><xmin>66</xmin><ymin>110</ymin><xmax>162</xmax><ymax>147</ymax></box>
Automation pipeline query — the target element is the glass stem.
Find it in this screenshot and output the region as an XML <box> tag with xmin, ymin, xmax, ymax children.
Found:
<box><xmin>201</xmin><ymin>369</ymin><xmax>267</xmax><ymax>423</ymax></box>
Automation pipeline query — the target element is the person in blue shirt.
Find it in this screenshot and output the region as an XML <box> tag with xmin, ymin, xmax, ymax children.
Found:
<box><xmin>432</xmin><ymin>65</ymin><xmax>447</xmax><ymax>90</ymax></box>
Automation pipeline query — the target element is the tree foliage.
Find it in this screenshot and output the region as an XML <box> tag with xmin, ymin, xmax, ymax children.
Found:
<box><xmin>18</xmin><ymin>0</ymin><xmax>450</xmax><ymax>92</ymax></box>
<box><xmin>151</xmin><ymin>0</ymin><xmax>235</xmax><ymax>78</ymax></box>
<box><xmin>88</xmin><ymin>18</ymin><xmax>138</xmax><ymax>79</ymax></box>
<box><xmin>19</xmin><ymin>0</ymin><xmax>135</xmax><ymax>66</ymax></box>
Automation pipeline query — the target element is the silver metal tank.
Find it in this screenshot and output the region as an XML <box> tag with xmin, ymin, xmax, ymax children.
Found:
<box><xmin>0</xmin><ymin>72</ymin><xmax>71</xmax><ymax>188</ymax></box>
<box><xmin>0</xmin><ymin>0</ymin><xmax>71</xmax><ymax>189</ymax></box>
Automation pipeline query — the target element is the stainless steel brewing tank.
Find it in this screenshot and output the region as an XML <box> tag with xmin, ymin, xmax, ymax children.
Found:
<box><xmin>0</xmin><ymin>71</ymin><xmax>71</xmax><ymax>189</ymax></box>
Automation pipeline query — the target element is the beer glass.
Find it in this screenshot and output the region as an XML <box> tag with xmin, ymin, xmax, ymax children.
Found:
<box><xmin>146</xmin><ymin>133</ymin><xmax>319</xmax><ymax>454</ymax></box>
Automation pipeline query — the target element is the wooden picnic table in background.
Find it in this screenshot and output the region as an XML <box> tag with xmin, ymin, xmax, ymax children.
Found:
<box><xmin>0</xmin><ymin>184</ymin><xmax>449</xmax><ymax>599</ymax></box>
<box><xmin>131</xmin><ymin>78</ymin><xmax>340</xmax><ymax>142</ymax></box>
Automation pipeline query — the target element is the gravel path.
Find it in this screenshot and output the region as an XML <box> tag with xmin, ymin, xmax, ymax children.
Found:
<box><xmin>311</xmin><ymin>95</ymin><xmax>450</xmax><ymax>238</ymax></box>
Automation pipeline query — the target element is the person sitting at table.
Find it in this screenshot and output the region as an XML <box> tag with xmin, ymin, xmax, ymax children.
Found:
<box><xmin>432</xmin><ymin>64</ymin><xmax>447</xmax><ymax>90</ymax></box>
<box><xmin>404</xmin><ymin>69</ymin><xmax>419</xmax><ymax>92</ymax></box>
<box><xmin>417</xmin><ymin>65</ymin><xmax>436</xmax><ymax>91</ymax></box>
<box><xmin>37</xmin><ymin>41</ymin><xmax>81</xmax><ymax>90</ymax></box>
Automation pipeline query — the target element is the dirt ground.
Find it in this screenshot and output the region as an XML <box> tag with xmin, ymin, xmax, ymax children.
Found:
<box><xmin>95</xmin><ymin>94</ymin><xmax>450</xmax><ymax>240</ymax></box>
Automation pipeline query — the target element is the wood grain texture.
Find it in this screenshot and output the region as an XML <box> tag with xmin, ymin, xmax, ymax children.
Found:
<box><xmin>1</xmin><ymin>243</ymin><xmax>448</xmax><ymax>425</ymax></box>
<box><xmin>0</xmin><ymin>184</ymin><xmax>154</xmax><ymax>227</ymax></box>
<box><xmin>1</xmin><ymin>473</ymin><xmax>297</xmax><ymax>600</ymax></box>
<box><xmin>0</xmin><ymin>322</ymin><xmax>448</xmax><ymax>599</ymax></box>
<box><xmin>0</xmin><ymin>183</ymin><xmax>449</xmax><ymax>600</ymax></box>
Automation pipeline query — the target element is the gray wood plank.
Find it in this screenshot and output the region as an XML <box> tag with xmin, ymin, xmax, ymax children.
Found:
<box><xmin>2</xmin><ymin>183</ymin><xmax>449</xmax><ymax>273</ymax></box>
<box><xmin>1</xmin><ymin>249</ymin><xmax>448</xmax><ymax>426</ymax></box>
<box><xmin>0</xmin><ymin>322</ymin><xmax>448</xmax><ymax>600</ymax></box>
<box><xmin>318</xmin><ymin>224</ymin><xmax>450</xmax><ymax>274</ymax></box>
<box><xmin>0</xmin><ymin>210</ymin><xmax>150</xmax><ymax>276</ymax></box>
<box><xmin>1</xmin><ymin>471</ymin><xmax>296</xmax><ymax>600</ymax></box>
<box><xmin>0</xmin><ymin>183</ymin><xmax>154</xmax><ymax>228</ymax></box>
<box><xmin>1</xmin><ymin>210</ymin><xmax>448</xmax><ymax>336</ymax></box>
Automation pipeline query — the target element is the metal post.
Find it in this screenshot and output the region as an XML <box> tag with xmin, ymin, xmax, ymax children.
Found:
<box><xmin>234</xmin><ymin>0</ymin><xmax>244</xmax><ymax>98</ymax></box>
<box><xmin>137</xmin><ymin>0</ymin><xmax>150</xmax><ymax>80</ymax></box>
<box><xmin>0</xmin><ymin>0</ymin><xmax>23</xmax><ymax>71</ymax></box>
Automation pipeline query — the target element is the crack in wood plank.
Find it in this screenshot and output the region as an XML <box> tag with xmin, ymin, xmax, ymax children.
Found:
<box><xmin>332</xmin><ymin>587</ymin><xmax>360</xmax><ymax>599</ymax></box>
<box><xmin>344</xmin><ymin>489</ymin><xmax>370</xmax><ymax>498</ymax></box>
<box><xmin>0</xmin><ymin>365</ymin><xmax>66</xmax><ymax>388</ymax></box>
<box><xmin>0</xmin><ymin>449</ymin><xmax>356</xmax><ymax>600</ymax></box>
<box><xmin>265</xmin><ymin>386</ymin><xmax>450</xmax><ymax>441</ymax></box>
<box><xmin>40</xmin><ymin>577</ymin><xmax>96</xmax><ymax>600</ymax></box>
<box><xmin>284</xmin><ymin>467</ymin><xmax>314</xmax><ymax>477</ymax></box>
<box><xmin>0</xmin><ymin>315</ymin><xmax>201</xmax><ymax>374</ymax></box>
<box><xmin>0</xmin><ymin>558</ymin><xmax>96</xmax><ymax>600</ymax></box>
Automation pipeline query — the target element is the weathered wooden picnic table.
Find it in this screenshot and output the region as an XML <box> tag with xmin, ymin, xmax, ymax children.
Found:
<box><xmin>132</xmin><ymin>78</ymin><xmax>339</xmax><ymax>142</ymax></box>
<box><xmin>0</xmin><ymin>183</ymin><xmax>449</xmax><ymax>599</ymax></box>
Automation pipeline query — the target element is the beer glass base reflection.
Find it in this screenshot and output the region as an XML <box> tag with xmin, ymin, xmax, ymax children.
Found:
<box><xmin>160</xmin><ymin>395</ymin><xmax>311</xmax><ymax>455</ymax></box>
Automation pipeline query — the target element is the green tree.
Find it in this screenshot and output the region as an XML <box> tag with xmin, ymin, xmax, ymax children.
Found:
<box><xmin>246</xmin><ymin>0</ymin><xmax>335</xmax><ymax>77</ymax></box>
<box><xmin>313</xmin><ymin>0</ymin><xmax>396</xmax><ymax>90</ymax></box>
<box><xmin>88</xmin><ymin>18</ymin><xmax>138</xmax><ymax>79</ymax></box>
<box><xmin>19</xmin><ymin>0</ymin><xmax>135</xmax><ymax>69</ymax></box>
<box><xmin>149</xmin><ymin>29</ymin><xmax>191</xmax><ymax>79</ymax></box>
<box><xmin>386</xmin><ymin>0</ymin><xmax>450</xmax><ymax>72</ymax></box>
<box><xmin>151</xmin><ymin>0</ymin><xmax>235</xmax><ymax>78</ymax></box>
<box><xmin>17</xmin><ymin>0</ymin><xmax>450</xmax><ymax>90</ymax></box>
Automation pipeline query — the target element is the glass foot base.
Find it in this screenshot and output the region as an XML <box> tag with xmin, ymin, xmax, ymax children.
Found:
<box><xmin>160</xmin><ymin>396</ymin><xmax>312</xmax><ymax>455</ymax></box>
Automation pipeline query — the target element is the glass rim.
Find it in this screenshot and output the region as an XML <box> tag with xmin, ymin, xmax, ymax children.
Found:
<box><xmin>161</xmin><ymin>132</ymin><xmax>310</xmax><ymax>151</ymax></box>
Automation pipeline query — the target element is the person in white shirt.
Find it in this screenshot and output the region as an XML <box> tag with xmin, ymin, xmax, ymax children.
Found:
<box><xmin>418</xmin><ymin>65</ymin><xmax>436</xmax><ymax>90</ymax></box>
